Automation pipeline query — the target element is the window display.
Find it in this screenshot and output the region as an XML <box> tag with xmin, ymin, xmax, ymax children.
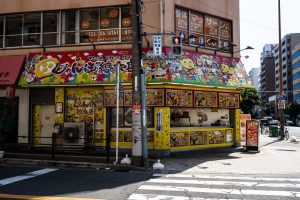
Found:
<box><xmin>170</xmin><ymin>132</ymin><xmax>189</xmax><ymax>147</ymax></box>
<box><xmin>208</xmin><ymin>130</ymin><xmax>225</xmax><ymax>144</ymax></box>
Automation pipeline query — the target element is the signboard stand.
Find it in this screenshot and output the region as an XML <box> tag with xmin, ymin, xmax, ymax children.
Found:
<box><xmin>245</xmin><ymin>120</ymin><xmax>260</xmax><ymax>152</ymax></box>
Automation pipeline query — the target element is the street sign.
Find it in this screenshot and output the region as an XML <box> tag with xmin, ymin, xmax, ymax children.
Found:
<box><xmin>280</xmin><ymin>95</ymin><xmax>287</xmax><ymax>100</ymax></box>
<box><xmin>132</xmin><ymin>103</ymin><xmax>141</xmax><ymax>114</ymax></box>
<box><xmin>153</xmin><ymin>35</ymin><xmax>162</xmax><ymax>56</ymax></box>
<box><xmin>278</xmin><ymin>100</ymin><xmax>285</xmax><ymax>109</ymax></box>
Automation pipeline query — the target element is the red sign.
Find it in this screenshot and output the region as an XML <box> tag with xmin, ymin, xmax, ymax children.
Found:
<box><xmin>246</xmin><ymin>120</ymin><xmax>259</xmax><ymax>151</ymax></box>
<box><xmin>132</xmin><ymin>103</ymin><xmax>141</xmax><ymax>114</ymax></box>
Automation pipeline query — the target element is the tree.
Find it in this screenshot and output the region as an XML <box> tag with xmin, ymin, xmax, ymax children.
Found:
<box><xmin>240</xmin><ymin>88</ymin><xmax>260</xmax><ymax>117</ymax></box>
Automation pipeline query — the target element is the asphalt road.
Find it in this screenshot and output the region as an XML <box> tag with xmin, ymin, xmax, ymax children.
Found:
<box><xmin>0</xmin><ymin>166</ymin><xmax>152</xmax><ymax>200</ymax></box>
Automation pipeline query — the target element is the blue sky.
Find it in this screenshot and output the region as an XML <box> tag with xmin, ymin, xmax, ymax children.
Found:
<box><xmin>240</xmin><ymin>0</ymin><xmax>300</xmax><ymax>72</ymax></box>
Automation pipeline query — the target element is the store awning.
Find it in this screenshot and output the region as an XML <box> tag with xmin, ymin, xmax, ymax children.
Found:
<box><xmin>0</xmin><ymin>55</ymin><xmax>26</xmax><ymax>85</ymax></box>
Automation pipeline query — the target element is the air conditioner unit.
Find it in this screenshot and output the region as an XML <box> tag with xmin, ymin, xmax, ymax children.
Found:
<box><xmin>63</xmin><ymin>122</ymin><xmax>86</xmax><ymax>148</ymax></box>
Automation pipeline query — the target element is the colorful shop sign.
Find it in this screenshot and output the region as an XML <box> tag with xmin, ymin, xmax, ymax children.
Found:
<box><xmin>19</xmin><ymin>48</ymin><xmax>251</xmax><ymax>88</ymax></box>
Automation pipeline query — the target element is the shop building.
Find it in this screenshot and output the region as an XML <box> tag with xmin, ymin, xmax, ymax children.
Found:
<box><xmin>0</xmin><ymin>0</ymin><xmax>251</xmax><ymax>153</ymax></box>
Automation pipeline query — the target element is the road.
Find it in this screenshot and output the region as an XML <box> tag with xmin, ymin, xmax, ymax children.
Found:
<box><xmin>0</xmin><ymin>127</ymin><xmax>300</xmax><ymax>200</ymax></box>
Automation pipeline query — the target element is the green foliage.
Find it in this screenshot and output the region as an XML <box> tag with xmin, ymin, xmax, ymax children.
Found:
<box><xmin>240</xmin><ymin>88</ymin><xmax>260</xmax><ymax>116</ymax></box>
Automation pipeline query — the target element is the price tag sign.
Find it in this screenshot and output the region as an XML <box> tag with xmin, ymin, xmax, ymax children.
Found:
<box><xmin>153</xmin><ymin>35</ymin><xmax>162</xmax><ymax>56</ymax></box>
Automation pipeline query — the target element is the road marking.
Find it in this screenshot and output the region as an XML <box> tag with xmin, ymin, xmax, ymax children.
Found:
<box><xmin>0</xmin><ymin>193</ymin><xmax>102</xmax><ymax>200</ymax></box>
<box><xmin>138</xmin><ymin>185</ymin><xmax>300</xmax><ymax>197</ymax></box>
<box><xmin>147</xmin><ymin>178</ymin><xmax>300</xmax><ymax>188</ymax></box>
<box><xmin>153</xmin><ymin>173</ymin><xmax>300</xmax><ymax>182</ymax></box>
<box><xmin>128</xmin><ymin>193</ymin><xmax>242</xmax><ymax>200</ymax></box>
<box><xmin>0</xmin><ymin>168</ymin><xmax>58</xmax><ymax>186</ymax></box>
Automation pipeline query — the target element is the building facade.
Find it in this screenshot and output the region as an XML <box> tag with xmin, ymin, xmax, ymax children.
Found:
<box><xmin>274</xmin><ymin>33</ymin><xmax>300</xmax><ymax>105</ymax></box>
<box><xmin>292</xmin><ymin>43</ymin><xmax>300</xmax><ymax>103</ymax></box>
<box><xmin>0</xmin><ymin>0</ymin><xmax>251</xmax><ymax>154</ymax></box>
<box><xmin>249</xmin><ymin>67</ymin><xmax>260</xmax><ymax>91</ymax></box>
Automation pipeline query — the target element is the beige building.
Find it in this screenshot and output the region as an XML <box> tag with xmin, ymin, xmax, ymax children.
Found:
<box><xmin>0</xmin><ymin>0</ymin><xmax>250</xmax><ymax>155</ymax></box>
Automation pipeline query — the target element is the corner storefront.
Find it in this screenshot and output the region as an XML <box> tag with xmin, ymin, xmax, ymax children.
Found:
<box><xmin>18</xmin><ymin>48</ymin><xmax>251</xmax><ymax>152</ymax></box>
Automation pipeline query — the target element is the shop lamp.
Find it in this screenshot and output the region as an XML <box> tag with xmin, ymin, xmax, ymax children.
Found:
<box><xmin>81</xmin><ymin>35</ymin><xmax>96</xmax><ymax>50</ymax></box>
<box><xmin>233</xmin><ymin>46</ymin><xmax>254</xmax><ymax>54</ymax></box>
<box><xmin>214</xmin><ymin>42</ymin><xmax>237</xmax><ymax>55</ymax></box>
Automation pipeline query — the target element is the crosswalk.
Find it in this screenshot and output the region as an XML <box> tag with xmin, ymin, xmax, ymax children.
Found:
<box><xmin>128</xmin><ymin>173</ymin><xmax>300</xmax><ymax>200</ymax></box>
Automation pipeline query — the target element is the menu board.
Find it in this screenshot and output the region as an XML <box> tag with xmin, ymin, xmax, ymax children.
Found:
<box><xmin>104</xmin><ymin>90</ymin><xmax>123</xmax><ymax>106</ymax></box>
<box><xmin>204</xmin><ymin>16</ymin><xmax>219</xmax><ymax>37</ymax></box>
<box><xmin>189</xmin><ymin>11</ymin><xmax>204</xmax><ymax>46</ymax></box>
<box><xmin>246</xmin><ymin>120</ymin><xmax>259</xmax><ymax>151</ymax></box>
<box><xmin>194</xmin><ymin>91</ymin><xmax>217</xmax><ymax>107</ymax></box>
<box><xmin>175</xmin><ymin>8</ymin><xmax>188</xmax><ymax>43</ymax></box>
<box><xmin>240</xmin><ymin>114</ymin><xmax>251</xmax><ymax>145</ymax></box>
<box><xmin>220</xmin><ymin>19</ymin><xmax>231</xmax><ymax>40</ymax></box>
<box><xmin>123</xmin><ymin>89</ymin><xmax>164</xmax><ymax>106</ymax></box>
<box><xmin>166</xmin><ymin>89</ymin><xmax>193</xmax><ymax>107</ymax></box>
<box><xmin>147</xmin><ymin>89</ymin><xmax>164</xmax><ymax>106</ymax></box>
<box><xmin>219</xmin><ymin>93</ymin><xmax>240</xmax><ymax>108</ymax></box>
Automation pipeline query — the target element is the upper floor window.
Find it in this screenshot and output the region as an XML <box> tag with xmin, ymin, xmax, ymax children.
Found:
<box><xmin>175</xmin><ymin>7</ymin><xmax>232</xmax><ymax>52</ymax></box>
<box><xmin>0</xmin><ymin>17</ymin><xmax>3</xmax><ymax>48</ymax></box>
<box><xmin>0</xmin><ymin>6</ymin><xmax>131</xmax><ymax>49</ymax></box>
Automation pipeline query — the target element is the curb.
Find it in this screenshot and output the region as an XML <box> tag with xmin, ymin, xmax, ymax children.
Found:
<box><xmin>0</xmin><ymin>158</ymin><xmax>153</xmax><ymax>172</ymax></box>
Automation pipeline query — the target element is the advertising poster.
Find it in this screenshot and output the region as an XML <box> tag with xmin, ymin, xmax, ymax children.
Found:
<box><xmin>240</xmin><ymin>114</ymin><xmax>251</xmax><ymax>145</ymax></box>
<box><xmin>246</xmin><ymin>120</ymin><xmax>260</xmax><ymax>152</ymax></box>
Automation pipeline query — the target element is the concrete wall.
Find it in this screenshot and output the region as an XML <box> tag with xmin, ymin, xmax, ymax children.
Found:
<box><xmin>0</xmin><ymin>89</ymin><xmax>29</xmax><ymax>143</ymax></box>
<box><xmin>0</xmin><ymin>0</ymin><xmax>240</xmax><ymax>58</ymax></box>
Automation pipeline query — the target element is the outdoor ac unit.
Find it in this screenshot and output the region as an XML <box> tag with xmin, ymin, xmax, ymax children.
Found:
<box><xmin>63</xmin><ymin>122</ymin><xmax>86</xmax><ymax>148</ymax></box>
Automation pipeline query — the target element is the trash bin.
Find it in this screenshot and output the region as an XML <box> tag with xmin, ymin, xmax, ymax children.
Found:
<box><xmin>269</xmin><ymin>125</ymin><xmax>278</xmax><ymax>137</ymax></box>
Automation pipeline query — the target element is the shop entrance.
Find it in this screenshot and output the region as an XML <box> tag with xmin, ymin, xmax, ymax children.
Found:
<box><xmin>0</xmin><ymin>97</ymin><xmax>19</xmax><ymax>144</ymax></box>
<box><xmin>40</xmin><ymin>105</ymin><xmax>55</xmax><ymax>145</ymax></box>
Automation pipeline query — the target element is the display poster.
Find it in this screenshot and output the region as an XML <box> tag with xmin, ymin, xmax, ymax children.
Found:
<box><xmin>170</xmin><ymin>132</ymin><xmax>189</xmax><ymax>147</ymax></box>
<box><xmin>240</xmin><ymin>114</ymin><xmax>251</xmax><ymax>145</ymax></box>
<box><xmin>218</xmin><ymin>93</ymin><xmax>240</xmax><ymax>108</ymax></box>
<box><xmin>166</xmin><ymin>89</ymin><xmax>193</xmax><ymax>107</ymax></box>
<box><xmin>208</xmin><ymin>130</ymin><xmax>225</xmax><ymax>144</ymax></box>
<box><xmin>246</xmin><ymin>120</ymin><xmax>259</xmax><ymax>151</ymax></box>
<box><xmin>194</xmin><ymin>91</ymin><xmax>217</xmax><ymax>107</ymax></box>
<box><xmin>124</xmin><ymin>90</ymin><xmax>132</xmax><ymax>106</ymax></box>
<box><xmin>147</xmin><ymin>89</ymin><xmax>164</xmax><ymax>106</ymax></box>
<box><xmin>104</xmin><ymin>90</ymin><xmax>123</xmax><ymax>106</ymax></box>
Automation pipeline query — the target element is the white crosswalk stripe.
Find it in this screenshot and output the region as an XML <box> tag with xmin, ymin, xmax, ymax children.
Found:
<box><xmin>128</xmin><ymin>173</ymin><xmax>300</xmax><ymax>200</ymax></box>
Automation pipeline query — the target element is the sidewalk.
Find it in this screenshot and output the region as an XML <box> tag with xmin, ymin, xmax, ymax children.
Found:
<box><xmin>160</xmin><ymin>134</ymin><xmax>300</xmax><ymax>174</ymax></box>
<box><xmin>1</xmin><ymin>134</ymin><xmax>299</xmax><ymax>174</ymax></box>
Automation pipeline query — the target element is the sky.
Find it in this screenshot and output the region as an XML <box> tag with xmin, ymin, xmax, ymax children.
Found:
<box><xmin>240</xmin><ymin>0</ymin><xmax>300</xmax><ymax>73</ymax></box>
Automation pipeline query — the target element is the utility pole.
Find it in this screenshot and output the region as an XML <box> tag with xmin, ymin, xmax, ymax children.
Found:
<box><xmin>131</xmin><ymin>0</ymin><xmax>144</xmax><ymax>166</ymax></box>
<box><xmin>278</xmin><ymin>0</ymin><xmax>285</xmax><ymax>138</ymax></box>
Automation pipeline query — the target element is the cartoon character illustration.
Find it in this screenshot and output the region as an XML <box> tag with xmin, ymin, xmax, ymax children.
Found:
<box><xmin>35</xmin><ymin>58</ymin><xmax>59</xmax><ymax>79</ymax></box>
<box><xmin>180</xmin><ymin>58</ymin><xmax>196</xmax><ymax>80</ymax></box>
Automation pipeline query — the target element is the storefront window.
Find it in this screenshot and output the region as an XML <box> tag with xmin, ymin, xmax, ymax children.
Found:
<box><xmin>43</xmin><ymin>12</ymin><xmax>59</xmax><ymax>46</ymax></box>
<box><xmin>111</xmin><ymin>107</ymin><xmax>154</xmax><ymax>128</ymax></box>
<box><xmin>121</xmin><ymin>7</ymin><xmax>132</xmax><ymax>42</ymax></box>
